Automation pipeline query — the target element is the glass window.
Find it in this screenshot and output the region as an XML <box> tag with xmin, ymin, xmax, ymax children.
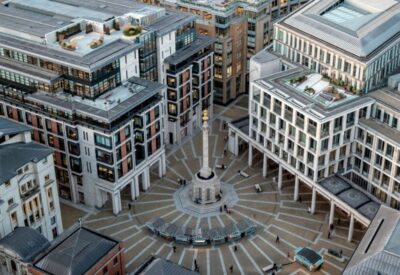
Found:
<box><xmin>94</xmin><ymin>134</ymin><xmax>112</xmax><ymax>149</ymax></box>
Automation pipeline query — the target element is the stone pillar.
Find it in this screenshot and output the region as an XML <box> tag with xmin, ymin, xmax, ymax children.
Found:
<box><xmin>200</xmin><ymin>110</ymin><xmax>212</xmax><ymax>178</ymax></box>
<box><xmin>329</xmin><ymin>201</ymin><xmax>335</xmax><ymax>226</ymax></box>
<box><xmin>234</xmin><ymin>134</ymin><xmax>239</xmax><ymax>156</ymax></box>
<box><xmin>158</xmin><ymin>157</ymin><xmax>163</xmax><ymax>178</ymax></box>
<box><xmin>310</xmin><ymin>187</ymin><xmax>317</xmax><ymax>214</ymax></box>
<box><xmin>112</xmin><ymin>191</ymin><xmax>121</xmax><ymax>215</ymax></box>
<box><xmin>144</xmin><ymin>168</ymin><xmax>150</xmax><ymax>191</ymax></box>
<box><xmin>131</xmin><ymin>180</ymin><xmax>136</xmax><ymax>201</ymax></box>
<box><xmin>248</xmin><ymin>144</ymin><xmax>253</xmax><ymax>167</ymax></box>
<box><xmin>278</xmin><ymin>164</ymin><xmax>282</xmax><ymax>190</ymax></box>
<box><xmin>134</xmin><ymin>175</ymin><xmax>140</xmax><ymax>197</ymax></box>
<box><xmin>348</xmin><ymin>214</ymin><xmax>355</xmax><ymax>242</ymax></box>
<box><xmin>162</xmin><ymin>153</ymin><xmax>166</xmax><ymax>176</ymax></box>
<box><xmin>262</xmin><ymin>153</ymin><xmax>268</xmax><ymax>177</ymax></box>
<box><xmin>294</xmin><ymin>175</ymin><xmax>299</xmax><ymax>201</ymax></box>
<box><xmin>95</xmin><ymin>188</ymin><xmax>103</xmax><ymax>208</ymax></box>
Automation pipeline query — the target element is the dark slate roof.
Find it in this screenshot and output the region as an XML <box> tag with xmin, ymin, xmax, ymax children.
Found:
<box><xmin>0</xmin><ymin>118</ymin><xmax>31</xmax><ymax>138</ymax></box>
<box><xmin>344</xmin><ymin>205</ymin><xmax>400</xmax><ymax>275</ymax></box>
<box><xmin>0</xmin><ymin>142</ymin><xmax>53</xmax><ymax>184</ymax></box>
<box><xmin>163</xmin><ymin>35</ymin><xmax>214</xmax><ymax>65</ymax></box>
<box><xmin>231</xmin><ymin>116</ymin><xmax>249</xmax><ymax>136</ymax></box>
<box><xmin>0</xmin><ymin>227</ymin><xmax>50</xmax><ymax>262</ymax></box>
<box><xmin>34</xmin><ymin>227</ymin><xmax>118</xmax><ymax>275</ymax></box>
<box><xmin>135</xmin><ymin>256</ymin><xmax>198</xmax><ymax>275</ymax></box>
<box><xmin>318</xmin><ymin>175</ymin><xmax>380</xmax><ymax>220</ymax></box>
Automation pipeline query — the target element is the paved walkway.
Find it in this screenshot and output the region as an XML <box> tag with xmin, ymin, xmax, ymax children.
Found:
<box><xmin>77</xmin><ymin>96</ymin><xmax>365</xmax><ymax>275</ymax></box>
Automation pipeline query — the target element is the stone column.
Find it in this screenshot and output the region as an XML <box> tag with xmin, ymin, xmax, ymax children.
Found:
<box><xmin>278</xmin><ymin>164</ymin><xmax>282</xmax><ymax>190</ymax></box>
<box><xmin>200</xmin><ymin>110</ymin><xmax>211</xmax><ymax>178</ymax></box>
<box><xmin>348</xmin><ymin>214</ymin><xmax>355</xmax><ymax>242</ymax></box>
<box><xmin>134</xmin><ymin>175</ymin><xmax>140</xmax><ymax>197</ymax></box>
<box><xmin>131</xmin><ymin>179</ymin><xmax>136</xmax><ymax>201</ymax></box>
<box><xmin>144</xmin><ymin>168</ymin><xmax>150</xmax><ymax>191</ymax></box>
<box><xmin>294</xmin><ymin>175</ymin><xmax>299</xmax><ymax>201</ymax></box>
<box><xmin>329</xmin><ymin>201</ymin><xmax>335</xmax><ymax>226</ymax></box>
<box><xmin>95</xmin><ymin>188</ymin><xmax>103</xmax><ymax>208</ymax></box>
<box><xmin>262</xmin><ymin>153</ymin><xmax>268</xmax><ymax>177</ymax></box>
<box><xmin>112</xmin><ymin>191</ymin><xmax>121</xmax><ymax>215</ymax></box>
<box><xmin>158</xmin><ymin>157</ymin><xmax>163</xmax><ymax>178</ymax></box>
<box><xmin>248</xmin><ymin>144</ymin><xmax>253</xmax><ymax>167</ymax></box>
<box><xmin>162</xmin><ymin>153</ymin><xmax>166</xmax><ymax>176</ymax></box>
<box><xmin>310</xmin><ymin>187</ymin><xmax>317</xmax><ymax>214</ymax></box>
<box><xmin>234</xmin><ymin>134</ymin><xmax>239</xmax><ymax>156</ymax></box>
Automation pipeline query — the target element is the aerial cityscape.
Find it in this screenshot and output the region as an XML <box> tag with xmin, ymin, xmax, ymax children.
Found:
<box><xmin>0</xmin><ymin>0</ymin><xmax>399</xmax><ymax>274</ymax></box>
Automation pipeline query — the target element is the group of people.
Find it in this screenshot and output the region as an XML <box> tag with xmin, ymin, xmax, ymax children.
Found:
<box><xmin>220</xmin><ymin>204</ymin><xmax>232</xmax><ymax>214</ymax></box>
<box><xmin>178</xmin><ymin>178</ymin><xmax>187</xmax><ymax>186</ymax></box>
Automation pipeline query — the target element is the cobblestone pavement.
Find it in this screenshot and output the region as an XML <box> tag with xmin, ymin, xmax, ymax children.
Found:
<box><xmin>78</xmin><ymin>96</ymin><xmax>365</xmax><ymax>275</ymax></box>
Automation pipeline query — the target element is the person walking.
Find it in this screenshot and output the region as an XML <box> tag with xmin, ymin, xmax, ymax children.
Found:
<box><xmin>328</xmin><ymin>231</ymin><xmax>331</xmax><ymax>239</ymax></box>
<box><xmin>234</xmin><ymin>245</ymin><xmax>238</xmax><ymax>252</ymax></box>
<box><xmin>173</xmin><ymin>246</ymin><xmax>176</xmax><ymax>253</ymax></box>
<box><xmin>230</xmin><ymin>266</ymin><xmax>233</xmax><ymax>273</ymax></box>
<box><xmin>276</xmin><ymin>235</ymin><xmax>280</xmax><ymax>243</ymax></box>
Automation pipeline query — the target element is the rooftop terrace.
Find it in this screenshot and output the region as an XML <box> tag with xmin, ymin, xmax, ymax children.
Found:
<box><xmin>254</xmin><ymin>68</ymin><xmax>374</xmax><ymax>120</ymax></box>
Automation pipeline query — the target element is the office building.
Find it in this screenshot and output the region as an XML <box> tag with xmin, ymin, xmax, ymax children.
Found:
<box><xmin>153</xmin><ymin>0</ymin><xmax>309</xmax><ymax>104</ymax></box>
<box><xmin>0</xmin><ymin>118</ymin><xmax>63</xmax><ymax>241</ymax></box>
<box><xmin>273</xmin><ymin>0</ymin><xmax>400</xmax><ymax>93</ymax></box>
<box><xmin>0</xmin><ymin>0</ymin><xmax>214</xmax><ymax>212</ymax></box>
<box><xmin>229</xmin><ymin>50</ymin><xmax>400</xmax><ymax>241</ymax></box>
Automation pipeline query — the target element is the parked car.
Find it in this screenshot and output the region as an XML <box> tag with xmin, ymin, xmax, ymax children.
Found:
<box><xmin>294</xmin><ymin>247</ymin><xmax>324</xmax><ymax>271</ymax></box>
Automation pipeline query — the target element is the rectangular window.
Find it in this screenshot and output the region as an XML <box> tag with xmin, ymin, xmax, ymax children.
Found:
<box><xmin>94</xmin><ymin>134</ymin><xmax>112</xmax><ymax>149</ymax></box>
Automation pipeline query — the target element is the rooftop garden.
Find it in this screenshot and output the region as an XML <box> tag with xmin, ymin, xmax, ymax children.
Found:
<box><xmin>287</xmin><ymin>73</ymin><xmax>359</xmax><ymax>105</ymax></box>
<box><xmin>89</xmin><ymin>36</ymin><xmax>104</xmax><ymax>49</ymax></box>
<box><xmin>123</xmin><ymin>25</ymin><xmax>143</xmax><ymax>37</ymax></box>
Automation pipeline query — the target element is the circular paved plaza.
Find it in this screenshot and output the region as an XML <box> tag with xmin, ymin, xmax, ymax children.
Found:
<box><xmin>81</xmin><ymin>98</ymin><xmax>365</xmax><ymax>275</ymax></box>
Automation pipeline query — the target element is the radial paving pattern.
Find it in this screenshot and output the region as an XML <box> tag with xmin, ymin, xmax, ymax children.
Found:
<box><xmin>81</xmin><ymin>97</ymin><xmax>365</xmax><ymax>275</ymax></box>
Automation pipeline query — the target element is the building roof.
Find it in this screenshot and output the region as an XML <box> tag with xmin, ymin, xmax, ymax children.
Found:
<box><xmin>319</xmin><ymin>175</ymin><xmax>380</xmax><ymax>220</ymax></box>
<box><xmin>34</xmin><ymin>227</ymin><xmax>119</xmax><ymax>275</ymax></box>
<box><xmin>0</xmin><ymin>117</ymin><xmax>31</xmax><ymax>138</ymax></box>
<box><xmin>0</xmin><ymin>142</ymin><xmax>53</xmax><ymax>184</ymax></box>
<box><xmin>164</xmin><ymin>35</ymin><xmax>214</xmax><ymax>65</ymax></box>
<box><xmin>147</xmin><ymin>10</ymin><xmax>196</xmax><ymax>36</ymax></box>
<box><xmin>135</xmin><ymin>256</ymin><xmax>198</xmax><ymax>275</ymax></box>
<box><xmin>359</xmin><ymin>118</ymin><xmax>400</xmax><ymax>147</ymax></box>
<box><xmin>343</xmin><ymin>205</ymin><xmax>400</xmax><ymax>275</ymax></box>
<box><xmin>230</xmin><ymin>116</ymin><xmax>249</xmax><ymax>136</ymax></box>
<box><xmin>0</xmin><ymin>227</ymin><xmax>51</xmax><ymax>262</ymax></box>
<box><xmin>279</xmin><ymin>0</ymin><xmax>400</xmax><ymax>59</ymax></box>
<box><xmin>25</xmin><ymin>76</ymin><xmax>164</xmax><ymax>123</ymax></box>
<box><xmin>254</xmin><ymin>67</ymin><xmax>374</xmax><ymax>121</ymax></box>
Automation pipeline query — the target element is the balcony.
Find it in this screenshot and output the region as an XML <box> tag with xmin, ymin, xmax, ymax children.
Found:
<box><xmin>21</xmin><ymin>186</ymin><xmax>40</xmax><ymax>201</ymax></box>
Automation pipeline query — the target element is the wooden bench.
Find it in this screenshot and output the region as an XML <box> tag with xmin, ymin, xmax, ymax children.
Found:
<box><xmin>238</xmin><ymin>170</ymin><xmax>249</xmax><ymax>178</ymax></box>
<box><xmin>255</xmin><ymin>184</ymin><xmax>262</xmax><ymax>193</ymax></box>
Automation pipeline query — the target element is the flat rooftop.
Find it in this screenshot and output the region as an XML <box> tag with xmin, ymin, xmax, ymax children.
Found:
<box><xmin>167</xmin><ymin>0</ymin><xmax>268</xmax><ymax>13</ymax></box>
<box><xmin>279</xmin><ymin>0</ymin><xmax>400</xmax><ymax>59</ymax></box>
<box><xmin>0</xmin><ymin>117</ymin><xmax>31</xmax><ymax>138</ymax></box>
<box><xmin>343</xmin><ymin>205</ymin><xmax>400</xmax><ymax>274</ymax></box>
<box><xmin>254</xmin><ymin>67</ymin><xmax>374</xmax><ymax>121</ymax></box>
<box><xmin>25</xmin><ymin>76</ymin><xmax>164</xmax><ymax>123</ymax></box>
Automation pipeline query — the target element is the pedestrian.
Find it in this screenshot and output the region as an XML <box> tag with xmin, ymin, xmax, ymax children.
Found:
<box><xmin>276</xmin><ymin>235</ymin><xmax>280</xmax><ymax>243</ymax></box>
<box><xmin>128</xmin><ymin>203</ymin><xmax>131</xmax><ymax>210</ymax></box>
<box><xmin>328</xmin><ymin>231</ymin><xmax>331</xmax><ymax>239</ymax></box>
<box><xmin>287</xmin><ymin>251</ymin><xmax>290</xmax><ymax>258</ymax></box>
<box><xmin>223</xmin><ymin>122</ymin><xmax>226</xmax><ymax>129</ymax></box>
<box><xmin>234</xmin><ymin>245</ymin><xmax>238</xmax><ymax>252</ymax></box>
<box><xmin>224</xmin><ymin>149</ymin><xmax>227</xmax><ymax>155</ymax></box>
<box><xmin>298</xmin><ymin>195</ymin><xmax>302</xmax><ymax>203</ymax></box>
<box><xmin>220</xmin><ymin>206</ymin><xmax>223</xmax><ymax>212</ymax></box>
<box><xmin>194</xmin><ymin>259</ymin><xmax>197</xmax><ymax>266</ymax></box>
<box><xmin>173</xmin><ymin>246</ymin><xmax>176</xmax><ymax>253</ymax></box>
<box><xmin>337</xmin><ymin>218</ymin><xmax>341</xmax><ymax>225</ymax></box>
<box><xmin>340</xmin><ymin>249</ymin><xmax>343</xmax><ymax>257</ymax></box>
<box><xmin>230</xmin><ymin>265</ymin><xmax>233</xmax><ymax>273</ymax></box>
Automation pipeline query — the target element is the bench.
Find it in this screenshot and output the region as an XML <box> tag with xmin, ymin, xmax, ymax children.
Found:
<box><xmin>255</xmin><ymin>184</ymin><xmax>262</xmax><ymax>193</ymax></box>
<box><xmin>262</xmin><ymin>264</ymin><xmax>275</xmax><ymax>272</ymax></box>
<box><xmin>216</xmin><ymin>164</ymin><xmax>226</xmax><ymax>169</ymax></box>
<box><xmin>238</xmin><ymin>170</ymin><xmax>249</xmax><ymax>178</ymax></box>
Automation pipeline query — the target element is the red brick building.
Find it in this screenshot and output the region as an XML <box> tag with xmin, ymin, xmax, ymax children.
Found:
<box><xmin>29</xmin><ymin>226</ymin><xmax>125</xmax><ymax>275</ymax></box>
